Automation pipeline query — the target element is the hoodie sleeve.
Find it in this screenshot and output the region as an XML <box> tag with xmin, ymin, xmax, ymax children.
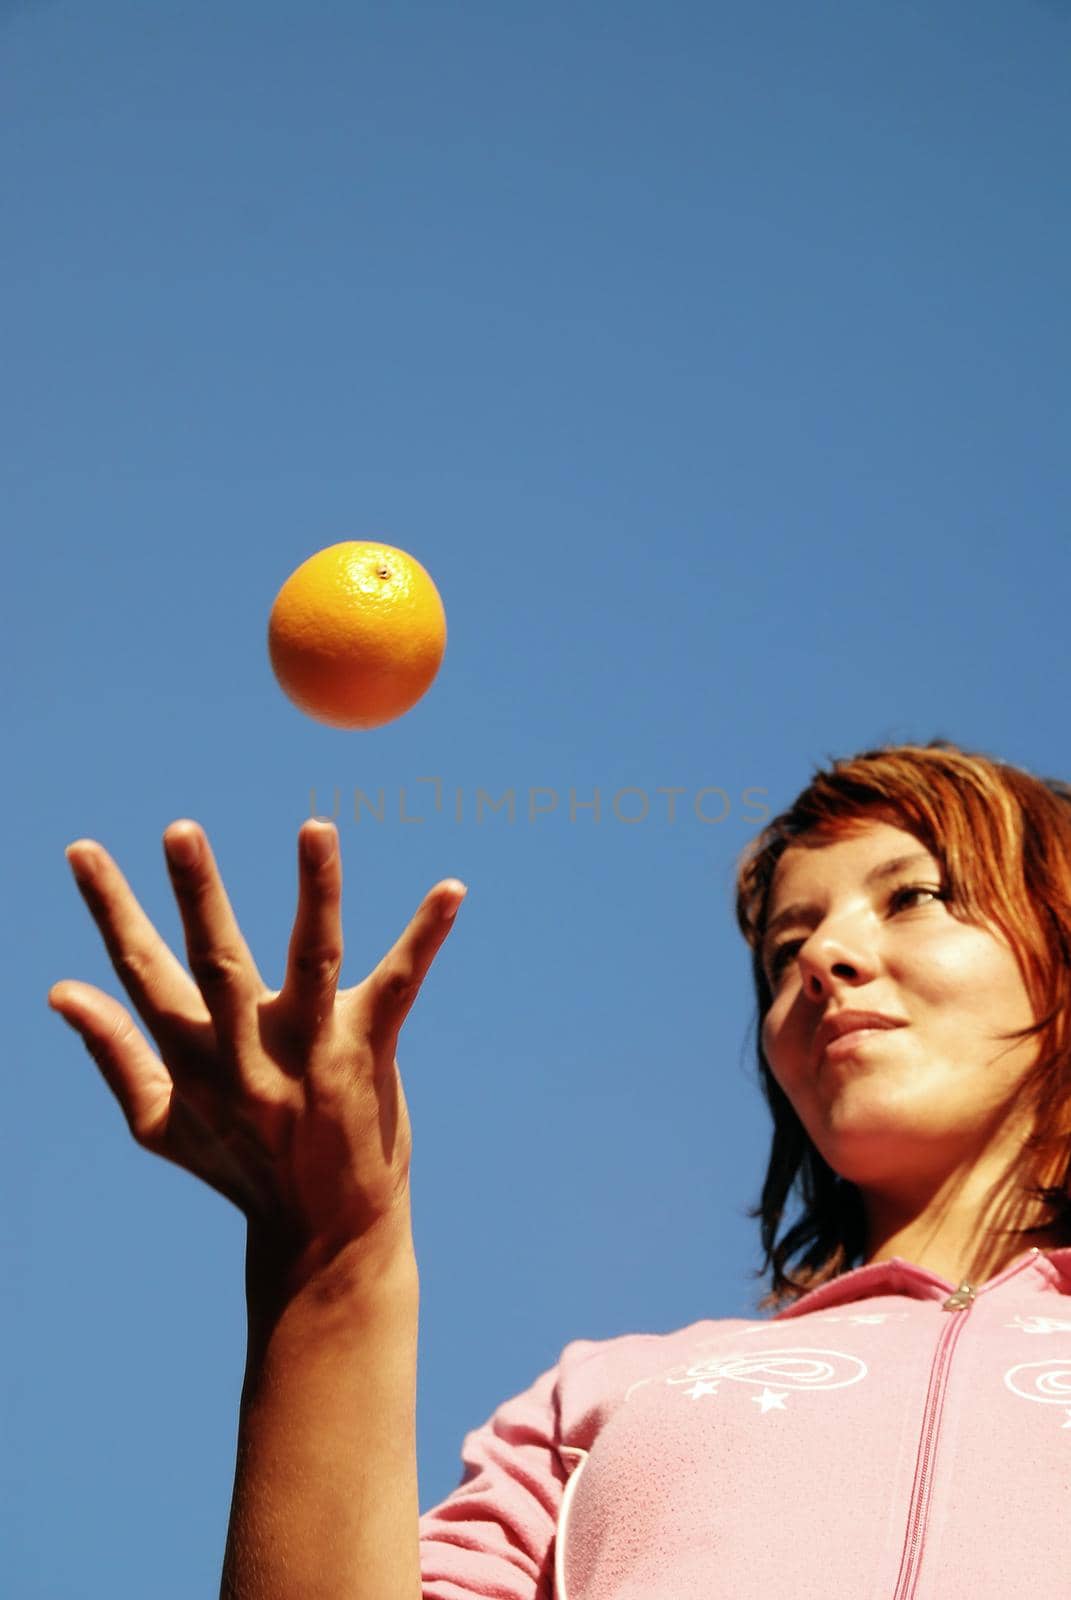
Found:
<box><xmin>418</xmin><ymin>1359</ymin><xmax>567</xmax><ymax>1600</ymax></box>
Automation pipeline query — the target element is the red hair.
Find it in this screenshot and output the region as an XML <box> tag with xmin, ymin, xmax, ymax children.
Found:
<box><xmin>733</xmin><ymin>739</ymin><xmax>1071</xmax><ymax>1311</ymax></box>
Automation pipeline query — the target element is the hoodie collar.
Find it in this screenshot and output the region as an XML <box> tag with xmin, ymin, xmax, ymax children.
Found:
<box><xmin>771</xmin><ymin>1245</ymin><xmax>1071</xmax><ymax>1320</ymax></box>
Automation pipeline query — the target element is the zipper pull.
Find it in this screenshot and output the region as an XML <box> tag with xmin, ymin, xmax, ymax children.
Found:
<box><xmin>942</xmin><ymin>1280</ymin><xmax>976</xmax><ymax>1311</ymax></box>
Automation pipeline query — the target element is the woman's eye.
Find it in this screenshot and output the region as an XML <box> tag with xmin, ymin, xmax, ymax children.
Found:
<box><xmin>768</xmin><ymin>941</ymin><xmax>801</xmax><ymax>979</ymax></box>
<box><xmin>890</xmin><ymin>884</ymin><xmax>945</xmax><ymax>911</ymax></box>
<box><xmin>765</xmin><ymin>884</ymin><xmax>945</xmax><ymax>982</ymax></box>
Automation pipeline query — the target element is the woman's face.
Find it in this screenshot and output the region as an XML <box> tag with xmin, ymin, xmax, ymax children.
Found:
<box><xmin>759</xmin><ymin>819</ymin><xmax>1041</xmax><ymax>1192</ymax></box>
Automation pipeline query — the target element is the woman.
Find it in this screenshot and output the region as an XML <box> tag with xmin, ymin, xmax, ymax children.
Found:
<box><xmin>48</xmin><ymin>739</ymin><xmax>1071</xmax><ymax>1598</ymax></box>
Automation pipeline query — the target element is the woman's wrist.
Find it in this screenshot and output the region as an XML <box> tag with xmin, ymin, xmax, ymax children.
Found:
<box><xmin>242</xmin><ymin>1203</ymin><xmax>419</xmax><ymax>1367</ymax></box>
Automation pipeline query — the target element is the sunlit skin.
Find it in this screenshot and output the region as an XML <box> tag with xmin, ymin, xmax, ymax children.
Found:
<box><xmin>759</xmin><ymin>820</ymin><xmax>1070</xmax><ymax>1289</ymax></box>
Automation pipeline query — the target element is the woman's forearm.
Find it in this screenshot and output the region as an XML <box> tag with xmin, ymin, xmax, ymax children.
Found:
<box><xmin>220</xmin><ymin>1221</ymin><xmax>423</xmax><ymax>1600</ymax></box>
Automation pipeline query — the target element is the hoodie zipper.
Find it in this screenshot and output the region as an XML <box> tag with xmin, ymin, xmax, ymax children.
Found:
<box><xmin>891</xmin><ymin>1279</ymin><xmax>976</xmax><ymax>1599</ymax></box>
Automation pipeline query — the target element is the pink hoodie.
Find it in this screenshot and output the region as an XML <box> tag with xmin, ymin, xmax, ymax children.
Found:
<box><xmin>418</xmin><ymin>1246</ymin><xmax>1071</xmax><ymax>1598</ymax></box>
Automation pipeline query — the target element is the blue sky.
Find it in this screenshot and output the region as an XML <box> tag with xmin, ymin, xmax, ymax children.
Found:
<box><xmin>6</xmin><ymin>1</ymin><xmax>1071</xmax><ymax>1594</ymax></box>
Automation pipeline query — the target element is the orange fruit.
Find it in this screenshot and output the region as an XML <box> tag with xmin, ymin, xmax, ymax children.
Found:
<box><xmin>268</xmin><ymin>541</ymin><xmax>447</xmax><ymax>729</ymax></box>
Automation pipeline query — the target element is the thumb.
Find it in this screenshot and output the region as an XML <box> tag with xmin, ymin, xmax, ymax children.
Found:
<box><xmin>365</xmin><ymin>880</ymin><xmax>467</xmax><ymax>1056</ymax></box>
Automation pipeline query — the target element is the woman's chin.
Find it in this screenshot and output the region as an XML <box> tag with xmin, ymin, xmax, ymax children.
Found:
<box><xmin>809</xmin><ymin>1118</ymin><xmax>936</xmax><ymax>1187</ymax></box>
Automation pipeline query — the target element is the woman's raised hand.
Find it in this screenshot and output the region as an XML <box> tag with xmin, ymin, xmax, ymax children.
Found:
<box><xmin>47</xmin><ymin>818</ymin><xmax>466</xmax><ymax>1290</ymax></box>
